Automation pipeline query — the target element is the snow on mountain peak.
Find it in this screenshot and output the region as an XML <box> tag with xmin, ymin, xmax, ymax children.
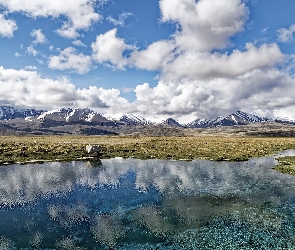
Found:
<box><xmin>185</xmin><ymin>110</ymin><xmax>272</xmax><ymax>128</ymax></box>
<box><xmin>37</xmin><ymin>108</ymin><xmax>109</xmax><ymax>123</ymax></box>
<box><xmin>232</xmin><ymin>110</ymin><xmax>267</xmax><ymax>123</ymax></box>
<box><xmin>119</xmin><ymin>113</ymin><xmax>177</xmax><ymax>125</ymax></box>
<box><xmin>38</xmin><ymin>108</ymin><xmax>62</xmax><ymax>120</ymax></box>
<box><xmin>120</xmin><ymin>113</ymin><xmax>152</xmax><ymax>125</ymax></box>
<box><xmin>0</xmin><ymin>106</ymin><xmax>44</xmax><ymax>120</ymax></box>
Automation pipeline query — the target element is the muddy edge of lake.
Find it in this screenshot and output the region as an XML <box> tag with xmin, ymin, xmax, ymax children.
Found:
<box><xmin>1</xmin><ymin>135</ymin><xmax>295</xmax><ymax>175</ymax></box>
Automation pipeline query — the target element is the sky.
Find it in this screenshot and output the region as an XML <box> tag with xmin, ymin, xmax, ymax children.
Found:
<box><xmin>0</xmin><ymin>0</ymin><xmax>295</xmax><ymax>122</ymax></box>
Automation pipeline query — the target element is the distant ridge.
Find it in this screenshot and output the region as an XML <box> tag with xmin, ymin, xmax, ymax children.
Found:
<box><xmin>0</xmin><ymin>106</ymin><xmax>294</xmax><ymax>128</ymax></box>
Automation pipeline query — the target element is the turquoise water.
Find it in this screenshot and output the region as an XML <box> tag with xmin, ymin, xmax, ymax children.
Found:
<box><xmin>1</xmin><ymin>152</ymin><xmax>295</xmax><ymax>249</ymax></box>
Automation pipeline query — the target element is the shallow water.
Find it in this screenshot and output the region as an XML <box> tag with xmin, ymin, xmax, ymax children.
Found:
<box><xmin>1</xmin><ymin>151</ymin><xmax>295</xmax><ymax>249</ymax></box>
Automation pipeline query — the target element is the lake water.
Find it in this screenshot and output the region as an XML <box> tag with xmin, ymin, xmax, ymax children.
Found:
<box><xmin>1</xmin><ymin>151</ymin><xmax>295</xmax><ymax>249</ymax></box>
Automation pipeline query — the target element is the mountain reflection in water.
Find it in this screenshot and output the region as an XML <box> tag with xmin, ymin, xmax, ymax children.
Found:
<box><xmin>1</xmin><ymin>152</ymin><xmax>295</xmax><ymax>249</ymax></box>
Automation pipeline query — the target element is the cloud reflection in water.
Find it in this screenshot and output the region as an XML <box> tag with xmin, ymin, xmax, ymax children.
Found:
<box><xmin>0</xmin><ymin>154</ymin><xmax>295</xmax><ymax>248</ymax></box>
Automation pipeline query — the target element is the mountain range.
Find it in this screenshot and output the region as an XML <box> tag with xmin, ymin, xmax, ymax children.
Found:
<box><xmin>0</xmin><ymin>106</ymin><xmax>294</xmax><ymax>129</ymax></box>
<box><xmin>0</xmin><ymin>106</ymin><xmax>45</xmax><ymax>120</ymax></box>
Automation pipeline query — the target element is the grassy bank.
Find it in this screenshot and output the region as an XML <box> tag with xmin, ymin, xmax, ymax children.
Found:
<box><xmin>1</xmin><ymin>135</ymin><xmax>295</xmax><ymax>166</ymax></box>
<box><xmin>275</xmin><ymin>156</ymin><xmax>295</xmax><ymax>175</ymax></box>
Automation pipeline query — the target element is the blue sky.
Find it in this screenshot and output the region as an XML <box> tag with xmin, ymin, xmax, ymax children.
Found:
<box><xmin>0</xmin><ymin>0</ymin><xmax>295</xmax><ymax>122</ymax></box>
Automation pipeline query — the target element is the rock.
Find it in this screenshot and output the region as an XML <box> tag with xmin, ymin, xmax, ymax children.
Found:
<box><xmin>85</xmin><ymin>144</ymin><xmax>101</xmax><ymax>155</ymax></box>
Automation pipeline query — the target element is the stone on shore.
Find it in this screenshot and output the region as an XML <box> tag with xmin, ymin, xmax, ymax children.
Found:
<box><xmin>86</xmin><ymin>144</ymin><xmax>101</xmax><ymax>155</ymax></box>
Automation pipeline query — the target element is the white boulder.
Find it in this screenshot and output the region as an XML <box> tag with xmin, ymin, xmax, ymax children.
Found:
<box><xmin>86</xmin><ymin>144</ymin><xmax>101</xmax><ymax>154</ymax></box>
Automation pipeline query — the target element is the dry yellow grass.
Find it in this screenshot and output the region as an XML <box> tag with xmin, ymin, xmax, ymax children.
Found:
<box><xmin>1</xmin><ymin>135</ymin><xmax>295</xmax><ymax>165</ymax></box>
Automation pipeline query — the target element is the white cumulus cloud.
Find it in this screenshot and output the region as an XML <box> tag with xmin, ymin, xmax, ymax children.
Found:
<box><xmin>26</xmin><ymin>45</ymin><xmax>38</xmax><ymax>56</ymax></box>
<box><xmin>0</xmin><ymin>66</ymin><xmax>127</xmax><ymax>112</ymax></box>
<box><xmin>130</xmin><ymin>40</ymin><xmax>175</xmax><ymax>71</ymax></box>
<box><xmin>117</xmin><ymin>0</ymin><xmax>292</xmax><ymax>121</ymax></box>
<box><xmin>72</xmin><ymin>40</ymin><xmax>87</xmax><ymax>47</ymax></box>
<box><xmin>0</xmin><ymin>0</ymin><xmax>101</xmax><ymax>38</ymax></box>
<box><xmin>24</xmin><ymin>66</ymin><xmax>38</xmax><ymax>70</ymax></box>
<box><xmin>161</xmin><ymin>43</ymin><xmax>284</xmax><ymax>81</ymax></box>
<box><xmin>48</xmin><ymin>47</ymin><xmax>92</xmax><ymax>74</ymax></box>
<box><xmin>31</xmin><ymin>29</ymin><xmax>47</xmax><ymax>44</ymax></box>
<box><xmin>76</xmin><ymin>87</ymin><xmax>129</xmax><ymax>109</ymax></box>
<box><xmin>106</xmin><ymin>12</ymin><xmax>133</xmax><ymax>27</ymax></box>
<box><xmin>278</xmin><ymin>24</ymin><xmax>295</xmax><ymax>43</ymax></box>
<box><xmin>131</xmin><ymin>69</ymin><xmax>295</xmax><ymax>121</ymax></box>
<box><xmin>91</xmin><ymin>28</ymin><xmax>135</xmax><ymax>69</ymax></box>
<box><xmin>159</xmin><ymin>0</ymin><xmax>249</xmax><ymax>52</ymax></box>
<box><xmin>0</xmin><ymin>14</ymin><xmax>17</xmax><ymax>37</ymax></box>
<box><xmin>273</xmin><ymin>106</ymin><xmax>295</xmax><ymax>121</ymax></box>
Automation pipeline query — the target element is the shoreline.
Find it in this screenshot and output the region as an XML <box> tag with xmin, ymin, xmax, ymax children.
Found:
<box><xmin>1</xmin><ymin>135</ymin><xmax>295</xmax><ymax>175</ymax></box>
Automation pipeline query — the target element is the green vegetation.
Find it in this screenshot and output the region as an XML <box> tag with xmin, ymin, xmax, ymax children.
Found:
<box><xmin>275</xmin><ymin>156</ymin><xmax>295</xmax><ymax>176</ymax></box>
<box><xmin>1</xmin><ymin>136</ymin><xmax>295</xmax><ymax>168</ymax></box>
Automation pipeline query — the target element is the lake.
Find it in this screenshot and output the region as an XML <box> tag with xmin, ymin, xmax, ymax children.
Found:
<box><xmin>1</xmin><ymin>151</ymin><xmax>295</xmax><ymax>249</ymax></box>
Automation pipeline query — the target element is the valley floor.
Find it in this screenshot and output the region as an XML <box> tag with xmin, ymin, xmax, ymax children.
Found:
<box><xmin>1</xmin><ymin>135</ymin><xmax>295</xmax><ymax>175</ymax></box>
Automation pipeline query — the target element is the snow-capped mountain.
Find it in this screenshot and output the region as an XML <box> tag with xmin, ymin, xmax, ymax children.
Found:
<box><xmin>231</xmin><ymin>111</ymin><xmax>269</xmax><ymax>123</ymax></box>
<box><xmin>0</xmin><ymin>106</ymin><xmax>45</xmax><ymax>120</ymax></box>
<box><xmin>186</xmin><ymin>111</ymin><xmax>270</xmax><ymax>128</ymax></box>
<box><xmin>38</xmin><ymin>108</ymin><xmax>110</xmax><ymax>124</ymax></box>
<box><xmin>1</xmin><ymin>106</ymin><xmax>295</xmax><ymax>130</ymax></box>
<box><xmin>119</xmin><ymin>114</ymin><xmax>153</xmax><ymax>125</ymax></box>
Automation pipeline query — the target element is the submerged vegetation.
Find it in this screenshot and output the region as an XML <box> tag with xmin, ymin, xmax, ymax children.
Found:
<box><xmin>1</xmin><ymin>135</ymin><xmax>295</xmax><ymax>168</ymax></box>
